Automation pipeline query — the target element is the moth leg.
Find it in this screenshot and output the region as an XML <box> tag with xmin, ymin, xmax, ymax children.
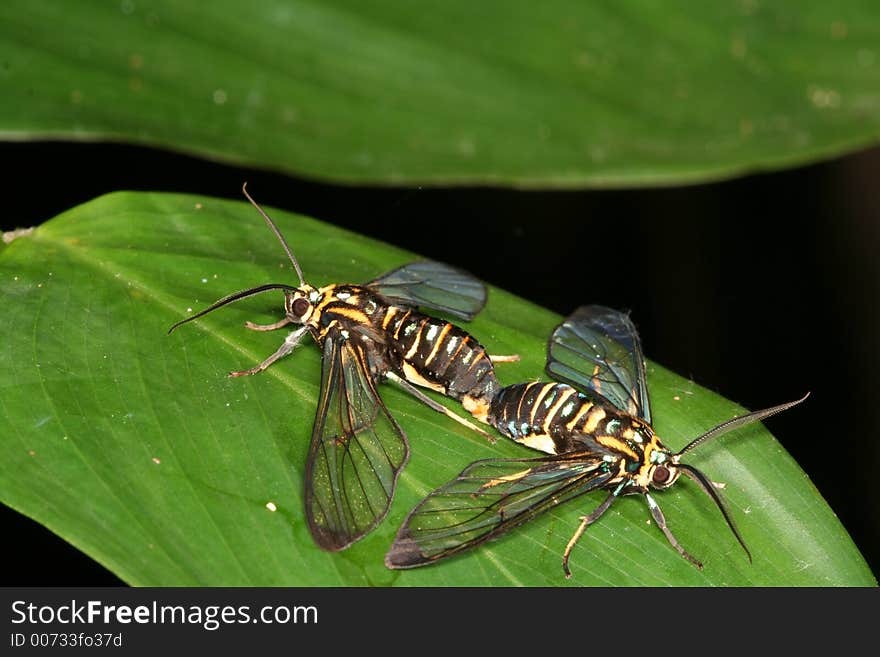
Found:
<box><xmin>245</xmin><ymin>316</ymin><xmax>293</xmax><ymax>332</ymax></box>
<box><xmin>489</xmin><ymin>354</ymin><xmax>520</xmax><ymax>363</ymax></box>
<box><xmin>645</xmin><ymin>493</ymin><xmax>703</xmax><ymax>569</ymax></box>
<box><xmin>229</xmin><ymin>325</ymin><xmax>309</xmax><ymax>377</ymax></box>
<box><xmin>563</xmin><ymin>491</ymin><xmax>617</xmax><ymax>578</ymax></box>
<box><xmin>385</xmin><ymin>372</ymin><xmax>496</xmax><ymax>443</ymax></box>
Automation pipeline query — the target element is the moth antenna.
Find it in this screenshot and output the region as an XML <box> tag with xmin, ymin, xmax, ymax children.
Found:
<box><xmin>675</xmin><ymin>392</ymin><xmax>809</xmax><ymax>457</ymax></box>
<box><xmin>168</xmin><ymin>283</ymin><xmax>297</xmax><ymax>334</ymax></box>
<box><xmin>676</xmin><ymin>463</ymin><xmax>751</xmax><ymax>563</ymax></box>
<box><xmin>241</xmin><ymin>182</ymin><xmax>306</xmax><ymax>287</ymax></box>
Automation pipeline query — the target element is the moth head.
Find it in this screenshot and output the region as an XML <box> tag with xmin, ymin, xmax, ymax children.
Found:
<box><xmin>285</xmin><ymin>285</ymin><xmax>320</xmax><ymax>324</ymax></box>
<box><xmin>648</xmin><ymin>456</ymin><xmax>682</xmax><ymax>491</ymax></box>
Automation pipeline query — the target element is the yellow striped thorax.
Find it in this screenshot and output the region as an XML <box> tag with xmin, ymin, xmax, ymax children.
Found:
<box><xmin>284</xmin><ymin>283</ymin><xmax>389</xmax><ymax>342</ymax></box>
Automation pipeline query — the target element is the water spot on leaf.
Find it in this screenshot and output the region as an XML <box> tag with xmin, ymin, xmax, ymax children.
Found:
<box><xmin>808</xmin><ymin>86</ymin><xmax>841</xmax><ymax>109</ymax></box>
<box><xmin>456</xmin><ymin>137</ymin><xmax>476</xmax><ymax>157</ymax></box>
<box><xmin>730</xmin><ymin>37</ymin><xmax>747</xmax><ymax>59</ymax></box>
<box><xmin>858</xmin><ymin>49</ymin><xmax>875</xmax><ymax>67</ymax></box>
<box><xmin>830</xmin><ymin>21</ymin><xmax>848</xmax><ymax>39</ymax></box>
<box><xmin>281</xmin><ymin>107</ymin><xmax>298</xmax><ymax>123</ymax></box>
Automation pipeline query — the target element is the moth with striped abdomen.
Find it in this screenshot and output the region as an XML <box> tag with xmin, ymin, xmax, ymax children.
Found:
<box><xmin>385</xmin><ymin>305</ymin><xmax>807</xmax><ymax>576</ymax></box>
<box><xmin>169</xmin><ymin>184</ymin><xmax>516</xmax><ymax>551</ymax></box>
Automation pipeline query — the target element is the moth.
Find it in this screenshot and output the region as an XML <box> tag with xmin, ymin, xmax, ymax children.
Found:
<box><xmin>169</xmin><ymin>185</ymin><xmax>518</xmax><ymax>551</ymax></box>
<box><xmin>385</xmin><ymin>305</ymin><xmax>806</xmax><ymax>576</ymax></box>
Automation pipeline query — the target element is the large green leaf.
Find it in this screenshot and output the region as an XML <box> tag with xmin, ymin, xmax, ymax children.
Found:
<box><xmin>0</xmin><ymin>191</ymin><xmax>874</xmax><ymax>586</ymax></box>
<box><xmin>1</xmin><ymin>1</ymin><xmax>878</xmax><ymax>187</ymax></box>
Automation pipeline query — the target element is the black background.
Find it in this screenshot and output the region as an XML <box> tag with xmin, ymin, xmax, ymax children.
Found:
<box><xmin>2</xmin><ymin>140</ymin><xmax>878</xmax><ymax>585</ymax></box>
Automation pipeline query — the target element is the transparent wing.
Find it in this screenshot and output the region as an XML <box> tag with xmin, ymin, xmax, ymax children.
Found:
<box><xmin>546</xmin><ymin>305</ymin><xmax>652</xmax><ymax>423</ymax></box>
<box><xmin>385</xmin><ymin>453</ymin><xmax>614</xmax><ymax>568</ymax></box>
<box><xmin>366</xmin><ymin>261</ymin><xmax>487</xmax><ymax>321</ymax></box>
<box><xmin>305</xmin><ymin>336</ymin><xmax>410</xmax><ymax>551</ymax></box>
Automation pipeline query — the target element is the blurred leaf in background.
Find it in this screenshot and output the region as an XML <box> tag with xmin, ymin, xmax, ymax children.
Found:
<box><xmin>0</xmin><ymin>1</ymin><xmax>878</xmax><ymax>187</ymax></box>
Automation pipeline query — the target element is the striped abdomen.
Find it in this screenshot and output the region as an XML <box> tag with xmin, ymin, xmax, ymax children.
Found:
<box><xmin>487</xmin><ymin>382</ymin><xmax>652</xmax><ymax>459</ymax></box>
<box><xmin>383</xmin><ymin>307</ymin><xmax>500</xmax><ymax>417</ymax></box>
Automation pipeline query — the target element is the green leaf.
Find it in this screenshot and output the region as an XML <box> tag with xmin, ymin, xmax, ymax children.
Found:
<box><xmin>1</xmin><ymin>1</ymin><xmax>879</xmax><ymax>187</ymax></box>
<box><xmin>0</xmin><ymin>191</ymin><xmax>874</xmax><ymax>586</ymax></box>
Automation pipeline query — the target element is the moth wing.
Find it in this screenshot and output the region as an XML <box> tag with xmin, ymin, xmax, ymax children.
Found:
<box><xmin>385</xmin><ymin>452</ymin><xmax>613</xmax><ymax>568</ymax></box>
<box><xmin>547</xmin><ymin>305</ymin><xmax>652</xmax><ymax>423</ymax></box>
<box><xmin>366</xmin><ymin>261</ymin><xmax>487</xmax><ymax>321</ymax></box>
<box><xmin>305</xmin><ymin>336</ymin><xmax>410</xmax><ymax>550</ymax></box>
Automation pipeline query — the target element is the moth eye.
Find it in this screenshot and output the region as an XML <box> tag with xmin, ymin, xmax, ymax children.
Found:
<box><xmin>652</xmin><ymin>465</ymin><xmax>671</xmax><ymax>485</ymax></box>
<box><xmin>292</xmin><ymin>297</ymin><xmax>310</xmax><ymax>317</ymax></box>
